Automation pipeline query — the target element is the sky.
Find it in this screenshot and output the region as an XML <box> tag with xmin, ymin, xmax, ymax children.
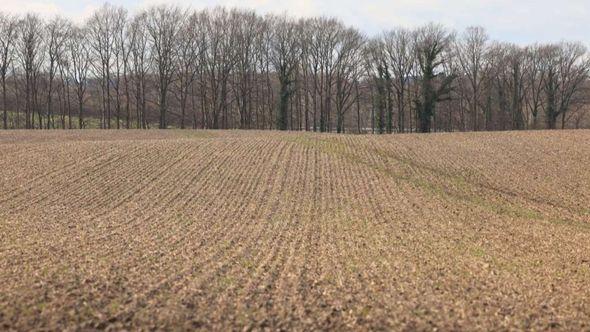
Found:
<box><xmin>2</xmin><ymin>0</ymin><xmax>589</xmax><ymax>45</ymax></box>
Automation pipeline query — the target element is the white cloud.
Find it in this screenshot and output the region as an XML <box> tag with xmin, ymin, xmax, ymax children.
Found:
<box><xmin>1</xmin><ymin>0</ymin><xmax>61</xmax><ymax>17</ymax></box>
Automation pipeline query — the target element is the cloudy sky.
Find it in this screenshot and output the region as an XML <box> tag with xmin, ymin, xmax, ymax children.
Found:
<box><xmin>2</xmin><ymin>0</ymin><xmax>589</xmax><ymax>45</ymax></box>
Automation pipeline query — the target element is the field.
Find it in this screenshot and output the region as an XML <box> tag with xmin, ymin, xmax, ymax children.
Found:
<box><xmin>1</xmin><ymin>130</ymin><xmax>590</xmax><ymax>330</ymax></box>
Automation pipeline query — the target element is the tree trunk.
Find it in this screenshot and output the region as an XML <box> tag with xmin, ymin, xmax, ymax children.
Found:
<box><xmin>2</xmin><ymin>78</ymin><xmax>7</xmax><ymax>130</ymax></box>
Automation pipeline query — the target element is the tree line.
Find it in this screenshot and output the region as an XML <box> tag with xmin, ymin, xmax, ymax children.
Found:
<box><xmin>0</xmin><ymin>4</ymin><xmax>589</xmax><ymax>133</ymax></box>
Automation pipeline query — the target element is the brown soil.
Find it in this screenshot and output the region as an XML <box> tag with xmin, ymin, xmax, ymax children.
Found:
<box><xmin>1</xmin><ymin>130</ymin><xmax>589</xmax><ymax>330</ymax></box>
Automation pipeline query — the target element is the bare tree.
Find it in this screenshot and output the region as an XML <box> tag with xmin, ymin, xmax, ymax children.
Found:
<box><xmin>56</xmin><ymin>41</ymin><xmax>71</xmax><ymax>129</ymax></box>
<box><xmin>364</xmin><ymin>38</ymin><xmax>388</xmax><ymax>134</ymax></box>
<box><xmin>334</xmin><ymin>27</ymin><xmax>364</xmax><ymax>133</ymax></box>
<box><xmin>268</xmin><ymin>15</ymin><xmax>300</xmax><ymax>131</ymax></box>
<box><xmin>507</xmin><ymin>46</ymin><xmax>527</xmax><ymax>130</ymax></box>
<box><xmin>454</xmin><ymin>26</ymin><xmax>488</xmax><ymax>131</ymax></box>
<box><xmin>68</xmin><ymin>26</ymin><xmax>91</xmax><ymax>129</ymax></box>
<box><xmin>231</xmin><ymin>10</ymin><xmax>260</xmax><ymax>129</ymax></box>
<box><xmin>111</xmin><ymin>6</ymin><xmax>128</xmax><ymax>129</ymax></box>
<box><xmin>173</xmin><ymin>11</ymin><xmax>205</xmax><ymax>129</ymax></box>
<box><xmin>87</xmin><ymin>4</ymin><xmax>117</xmax><ymax>129</ymax></box>
<box><xmin>129</xmin><ymin>12</ymin><xmax>150</xmax><ymax>129</ymax></box>
<box><xmin>523</xmin><ymin>45</ymin><xmax>546</xmax><ymax>129</ymax></box>
<box><xmin>541</xmin><ymin>42</ymin><xmax>589</xmax><ymax>129</ymax></box>
<box><xmin>382</xmin><ymin>28</ymin><xmax>414</xmax><ymax>133</ymax></box>
<box><xmin>0</xmin><ymin>14</ymin><xmax>18</xmax><ymax>129</ymax></box>
<box><xmin>201</xmin><ymin>8</ymin><xmax>238</xmax><ymax>129</ymax></box>
<box><xmin>45</xmin><ymin>17</ymin><xmax>71</xmax><ymax>129</ymax></box>
<box><xmin>0</xmin><ymin>6</ymin><xmax>588</xmax><ymax>132</ymax></box>
<box><xmin>145</xmin><ymin>5</ymin><xmax>183</xmax><ymax>129</ymax></box>
<box><xmin>414</xmin><ymin>24</ymin><xmax>455</xmax><ymax>133</ymax></box>
<box><xmin>305</xmin><ymin>17</ymin><xmax>344</xmax><ymax>132</ymax></box>
<box><xmin>16</xmin><ymin>14</ymin><xmax>45</xmax><ymax>129</ymax></box>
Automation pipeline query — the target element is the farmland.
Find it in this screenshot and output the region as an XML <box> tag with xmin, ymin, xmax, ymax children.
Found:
<box><xmin>1</xmin><ymin>130</ymin><xmax>590</xmax><ymax>330</ymax></box>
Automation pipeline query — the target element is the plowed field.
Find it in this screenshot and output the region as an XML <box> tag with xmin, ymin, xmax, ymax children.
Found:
<box><xmin>1</xmin><ymin>130</ymin><xmax>590</xmax><ymax>330</ymax></box>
